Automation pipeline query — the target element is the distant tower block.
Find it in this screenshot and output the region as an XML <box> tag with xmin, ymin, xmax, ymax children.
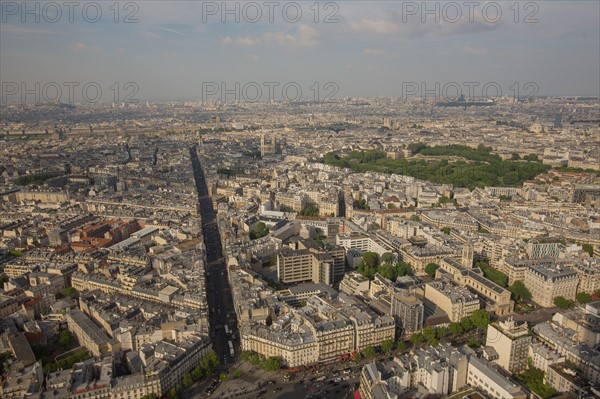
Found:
<box><xmin>53</xmin><ymin>127</ymin><xmax>65</xmax><ymax>140</ymax></box>
<box><xmin>260</xmin><ymin>133</ymin><xmax>278</xmax><ymax>157</ymax></box>
<box><xmin>462</xmin><ymin>242</ymin><xmax>474</xmax><ymax>268</ymax></box>
<box><xmin>554</xmin><ymin>112</ymin><xmax>563</xmax><ymax>129</ymax></box>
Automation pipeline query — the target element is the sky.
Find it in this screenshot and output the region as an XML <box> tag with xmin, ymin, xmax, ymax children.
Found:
<box><xmin>1</xmin><ymin>1</ymin><xmax>599</xmax><ymax>102</ymax></box>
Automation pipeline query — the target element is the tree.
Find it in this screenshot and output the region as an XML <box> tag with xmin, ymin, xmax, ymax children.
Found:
<box><xmin>509</xmin><ymin>281</ymin><xmax>532</xmax><ymax>302</ymax></box>
<box><xmin>241</xmin><ymin>350</ymin><xmax>261</xmax><ymax>364</ymax></box>
<box><xmin>436</xmin><ymin>326</ymin><xmax>448</xmax><ymax>341</ymax></box>
<box><xmin>352</xmin><ymin>352</ymin><xmax>362</xmax><ymax>362</ymax></box>
<box><xmin>314</xmin><ymin>228</ymin><xmax>325</xmax><ymax>244</ymax></box>
<box><xmin>511</xmin><ymin>153</ymin><xmax>521</xmax><ymax>160</ymax></box>
<box><xmin>251</xmin><ymin>222</ymin><xmax>269</xmax><ymax>240</ymax></box>
<box><xmin>358</xmin><ymin>251</ymin><xmax>381</xmax><ymax>280</ymax></box>
<box><xmin>425</xmin><ymin>263</ymin><xmax>440</xmax><ymax>278</ymax></box>
<box><xmin>324</xmin><ymin>147</ymin><xmax>550</xmax><ymax>189</ymax></box>
<box><xmin>357</xmin><ymin>260</ymin><xmax>377</xmax><ymax>280</ymax></box>
<box><xmin>595</xmin><ymin>289</ymin><xmax>600</xmax><ymax>298</ymax></box>
<box><xmin>582</xmin><ymin>243</ymin><xmax>594</xmax><ymax>257</ymax></box>
<box><xmin>57</xmin><ymin>330</ymin><xmax>72</xmax><ymax>347</ymax></box>
<box><xmin>381</xmin><ymin>252</ymin><xmax>394</xmax><ymax>264</ymax></box>
<box><xmin>60</xmin><ymin>287</ymin><xmax>79</xmax><ymax>299</ymax></box>
<box><xmin>205</xmin><ymin>350</ymin><xmax>219</xmax><ymax>369</ymax></box>
<box><xmin>576</xmin><ymin>292</ymin><xmax>592</xmax><ymax>304</ymax></box>
<box><xmin>409</xmin><ymin>142</ymin><xmax>428</xmax><ymax>154</ymax></box>
<box><xmin>448</xmin><ymin>322</ymin><xmax>463</xmax><ymax>336</ymax></box>
<box><xmin>219</xmin><ymin>373</ymin><xmax>229</xmax><ymax>382</ymax></box>
<box><xmin>183</xmin><ymin>374</ymin><xmax>193</xmax><ymax>387</ymax></box>
<box><xmin>409</xmin><ymin>332</ymin><xmax>424</xmax><ymax>344</ymax></box>
<box><xmin>460</xmin><ymin>317</ymin><xmax>473</xmax><ymax>332</ymax></box>
<box><xmin>422</xmin><ymin>326</ymin><xmax>436</xmax><ymax>344</ymax></box>
<box><xmin>381</xmin><ymin>340</ymin><xmax>394</xmax><ymax>354</ymax></box>
<box><xmin>261</xmin><ymin>356</ymin><xmax>282</xmax><ymax>371</ymax></box>
<box><xmin>378</xmin><ymin>263</ymin><xmax>397</xmax><ymax>281</ymax></box>
<box><xmin>233</xmin><ymin>369</ymin><xmax>243</xmax><ymax>378</ymax></box>
<box><xmin>167</xmin><ymin>387</ymin><xmax>179</xmax><ymax>399</ymax></box>
<box><xmin>355</xmin><ymin>199</ymin><xmax>369</xmax><ymax>210</ymax></box>
<box><xmin>441</xmin><ymin>227</ymin><xmax>451</xmax><ymax>235</ymax></box>
<box><xmin>396</xmin><ymin>261</ymin><xmax>413</xmax><ymax>277</ymax></box>
<box><xmin>191</xmin><ymin>366</ymin><xmax>203</xmax><ymax>381</ymax></box>
<box><xmin>476</xmin><ymin>260</ymin><xmax>508</xmax><ymax>288</ymax></box>
<box><xmin>524</xmin><ymin>154</ymin><xmax>540</xmax><ymax>162</ymax></box>
<box><xmin>554</xmin><ymin>296</ymin><xmax>574</xmax><ymax>309</ymax></box>
<box><xmin>363</xmin><ymin>346</ymin><xmax>377</xmax><ymax>359</ymax></box>
<box><xmin>471</xmin><ymin>309</ymin><xmax>490</xmax><ymax>331</ymax></box>
<box><xmin>515</xmin><ymin>367</ymin><xmax>558</xmax><ymax>399</ymax></box>
<box><xmin>396</xmin><ymin>340</ymin><xmax>407</xmax><ymax>352</ymax></box>
<box><xmin>299</xmin><ymin>204</ymin><xmax>320</xmax><ymax>217</ymax></box>
<box><xmin>8</xmin><ymin>249</ymin><xmax>23</xmax><ymax>257</ymax></box>
<box><xmin>363</xmin><ymin>252</ymin><xmax>379</xmax><ymax>269</ymax></box>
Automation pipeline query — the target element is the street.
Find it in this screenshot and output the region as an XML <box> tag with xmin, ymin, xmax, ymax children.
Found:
<box><xmin>189</xmin><ymin>146</ymin><xmax>240</xmax><ymax>372</ymax></box>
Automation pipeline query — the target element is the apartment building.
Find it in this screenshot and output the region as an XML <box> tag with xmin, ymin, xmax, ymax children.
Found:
<box><xmin>391</xmin><ymin>291</ymin><xmax>424</xmax><ymax>336</ymax></box>
<box><xmin>486</xmin><ymin>318</ymin><xmax>531</xmax><ymax>373</ymax></box>
<box><xmin>533</xmin><ymin>321</ymin><xmax>600</xmax><ymax>384</ymax></box>
<box><xmin>240</xmin><ymin>295</ymin><xmax>394</xmax><ymax>367</ymax></box>
<box><xmin>339</xmin><ymin>271</ymin><xmax>371</xmax><ymax>297</ymax></box>
<box><xmin>526</xmin><ymin>237</ymin><xmax>564</xmax><ymax>259</ymax></box>
<box><xmin>465</xmin><ymin>352</ymin><xmax>527</xmax><ymax>399</ymax></box>
<box><xmin>276</xmin><ymin>238</ymin><xmax>345</xmax><ymax>286</ymax></box>
<box><xmin>572</xmin><ymin>259</ymin><xmax>600</xmax><ymax>295</ymax></box>
<box><xmin>424</xmin><ymin>278</ymin><xmax>480</xmax><ymax>322</ymax></box>
<box><xmin>241</xmin><ymin>318</ymin><xmax>319</xmax><ymax>368</ymax></box>
<box><xmin>359</xmin><ymin>344</ymin><xmax>469</xmax><ymax>398</ymax></box>
<box><xmin>439</xmin><ymin>257</ymin><xmax>513</xmax><ymax>315</ymax></box>
<box><xmin>0</xmin><ymin>295</ymin><xmax>19</xmax><ymax>319</ymax></box>
<box><xmin>359</xmin><ymin>344</ymin><xmax>527</xmax><ymax>399</ymax></box>
<box><xmin>66</xmin><ymin>309</ymin><xmax>118</xmax><ymax>357</ymax></box>
<box><xmin>336</xmin><ymin>232</ymin><xmax>390</xmax><ymax>256</ymax></box>
<box><xmin>551</xmin><ymin>301</ymin><xmax>600</xmax><ymax>348</ymax></box>
<box><xmin>524</xmin><ymin>264</ymin><xmax>579</xmax><ymax>307</ymax></box>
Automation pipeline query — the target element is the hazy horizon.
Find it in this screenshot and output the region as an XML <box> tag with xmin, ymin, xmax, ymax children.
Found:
<box><xmin>2</xmin><ymin>1</ymin><xmax>599</xmax><ymax>103</ymax></box>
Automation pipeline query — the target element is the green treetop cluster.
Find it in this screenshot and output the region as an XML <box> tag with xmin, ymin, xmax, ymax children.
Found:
<box><xmin>324</xmin><ymin>144</ymin><xmax>549</xmax><ymax>189</ymax></box>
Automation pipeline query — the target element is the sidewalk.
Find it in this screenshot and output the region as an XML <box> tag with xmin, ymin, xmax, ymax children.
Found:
<box><xmin>210</xmin><ymin>361</ymin><xmax>277</xmax><ymax>398</ymax></box>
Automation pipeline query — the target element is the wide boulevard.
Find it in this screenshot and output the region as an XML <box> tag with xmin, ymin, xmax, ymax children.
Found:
<box><xmin>189</xmin><ymin>146</ymin><xmax>239</xmax><ymax>369</ymax></box>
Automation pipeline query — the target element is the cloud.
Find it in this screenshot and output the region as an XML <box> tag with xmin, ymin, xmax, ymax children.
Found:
<box><xmin>364</xmin><ymin>49</ymin><xmax>386</xmax><ymax>56</ymax></box>
<box><xmin>69</xmin><ymin>42</ymin><xmax>99</xmax><ymax>53</ymax></box>
<box><xmin>0</xmin><ymin>25</ymin><xmax>69</xmax><ymax>36</ymax></box>
<box><xmin>248</xmin><ymin>54</ymin><xmax>259</xmax><ymax>62</ymax></box>
<box><xmin>347</xmin><ymin>10</ymin><xmax>502</xmax><ymax>39</ymax></box>
<box><xmin>222</xmin><ymin>25</ymin><xmax>319</xmax><ymax>48</ymax></box>
<box><xmin>155</xmin><ymin>26</ymin><xmax>187</xmax><ymax>36</ymax></box>
<box><xmin>226</xmin><ymin>36</ymin><xmax>261</xmax><ymax>46</ymax></box>
<box><xmin>350</xmin><ymin>19</ymin><xmax>401</xmax><ymax>35</ymax></box>
<box><xmin>141</xmin><ymin>31</ymin><xmax>161</xmax><ymax>40</ymax></box>
<box><xmin>462</xmin><ymin>46</ymin><xmax>487</xmax><ymax>55</ymax></box>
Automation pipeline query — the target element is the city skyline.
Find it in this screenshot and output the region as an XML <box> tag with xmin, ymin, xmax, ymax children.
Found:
<box><xmin>1</xmin><ymin>2</ymin><xmax>599</xmax><ymax>399</ymax></box>
<box><xmin>1</xmin><ymin>1</ymin><xmax>599</xmax><ymax>101</ymax></box>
